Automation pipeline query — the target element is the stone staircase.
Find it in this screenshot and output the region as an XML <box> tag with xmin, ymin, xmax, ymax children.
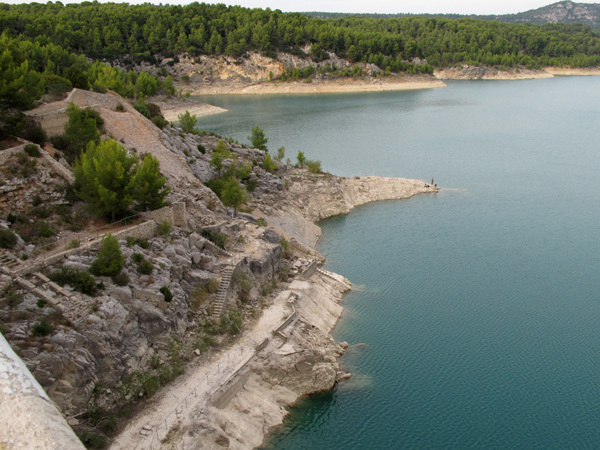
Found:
<box><xmin>16</xmin><ymin>272</ymin><xmax>91</xmax><ymax>325</ymax></box>
<box><xmin>199</xmin><ymin>236</ymin><xmax>232</xmax><ymax>258</ymax></box>
<box><xmin>212</xmin><ymin>264</ymin><xmax>234</xmax><ymax>319</ymax></box>
<box><xmin>0</xmin><ymin>251</ymin><xmax>22</xmax><ymax>272</ymax></box>
<box><xmin>316</xmin><ymin>267</ymin><xmax>353</xmax><ymax>291</ymax></box>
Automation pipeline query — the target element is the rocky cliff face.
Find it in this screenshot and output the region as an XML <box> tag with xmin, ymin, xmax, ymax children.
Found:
<box><xmin>249</xmin><ymin>170</ymin><xmax>436</xmax><ymax>249</ymax></box>
<box><xmin>2</xmin><ymin>88</ymin><xmax>434</xmax><ymax>447</ymax></box>
<box><xmin>435</xmin><ymin>65</ymin><xmax>553</xmax><ymax>80</ymax></box>
<box><xmin>180</xmin><ymin>275</ymin><xmax>351</xmax><ymax>450</ymax></box>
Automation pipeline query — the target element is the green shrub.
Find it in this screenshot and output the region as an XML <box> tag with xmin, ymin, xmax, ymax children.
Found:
<box><xmin>126</xmin><ymin>236</ymin><xmax>136</xmax><ymax>247</ymax></box>
<box><xmin>137</xmin><ymin>259</ymin><xmax>153</xmax><ymax>275</ymax></box>
<box><xmin>156</xmin><ymin>220</ymin><xmax>172</xmax><ymax>237</ymax></box>
<box><xmin>256</xmin><ymin>218</ymin><xmax>267</xmax><ymax>227</ymax></box>
<box><xmin>132</xmin><ymin>253</ymin><xmax>144</xmax><ymax>264</ymax></box>
<box><xmin>17</xmin><ymin>152</ymin><xmax>29</xmax><ymax>165</ymax></box>
<box><xmin>207</xmin><ymin>278</ymin><xmax>219</xmax><ymax>294</ymax></box>
<box><xmin>90</xmin><ymin>235</ymin><xmax>124</xmax><ymax>277</ymax></box>
<box><xmin>197</xmin><ymin>144</ymin><xmax>205</xmax><ymax>154</ymax></box>
<box><xmin>246</xmin><ymin>179</ymin><xmax>257</xmax><ymax>192</ymax></box>
<box><xmin>24</xmin><ymin>143</ymin><xmax>41</xmax><ymax>157</ymax></box>
<box><xmin>279</xmin><ymin>263</ymin><xmax>290</xmax><ymax>282</ymax></box>
<box><xmin>31</xmin><ymin>205</ymin><xmax>51</xmax><ymax>219</ymax></box>
<box><xmin>76</xmin><ymin>430</ymin><xmax>107</xmax><ymax>450</ymax></box>
<box><xmin>236</xmin><ymin>162</ymin><xmax>252</xmax><ymax>181</ymax></box>
<box><xmin>280</xmin><ymin>237</ymin><xmax>293</xmax><ymax>259</ymax></box>
<box><xmin>37</xmin><ymin>222</ymin><xmax>56</xmax><ymax>238</ymax></box>
<box><xmin>18</xmin><ymin>154</ymin><xmax>37</xmax><ymax>178</ymax></box>
<box><xmin>21</xmin><ymin>121</ymin><xmax>47</xmax><ymax>145</ymax></box>
<box><xmin>31</xmin><ymin>195</ymin><xmax>42</xmax><ymax>207</ymax></box>
<box><xmin>37</xmin><ymin>299</ymin><xmax>47</xmax><ymax>308</ymax></box>
<box><xmin>136</xmin><ymin>238</ymin><xmax>150</xmax><ymax>249</ymax></box>
<box><xmin>49</xmin><ymin>267</ymin><xmax>98</xmax><ymax>296</ymax></box>
<box><xmin>112</xmin><ymin>272</ymin><xmax>130</xmax><ymax>286</ymax></box>
<box><xmin>0</xmin><ymin>229</ymin><xmax>18</xmax><ymax>249</ymax></box>
<box><xmin>142</xmin><ymin>376</ymin><xmax>159</xmax><ymax>396</ymax></box>
<box><xmin>32</xmin><ymin>319</ymin><xmax>52</xmax><ymax>337</ymax></box>
<box><xmin>201</xmin><ymin>229</ymin><xmax>226</xmax><ymax>249</ymax></box>
<box><xmin>134</xmin><ymin>100</ymin><xmax>150</xmax><ymax>118</ymax></box>
<box><xmin>151</xmin><ymin>115</ymin><xmax>168</xmax><ymax>129</ymax></box>
<box><xmin>160</xmin><ymin>285</ymin><xmax>173</xmax><ymax>302</ymax></box>
<box><xmin>307</xmin><ymin>159</ymin><xmax>322</xmax><ymax>174</ymax></box>
<box><xmin>202</xmin><ymin>335</ymin><xmax>218</xmax><ymax>349</ymax></box>
<box><xmin>220</xmin><ymin>309</ymin><xmax>243</xmax><ymax>335</ymax></box>
<box><xmin>68</xmin><ymin>239</ymin><xmax>80</xmax><ymax>249</ymax></box>
<box><xmin>3</xmin><ymin>286</ymin><xmax>23</xmax><ymax>307</ymax></box>
<box><xmin>262</xmin><ymin>154</ymin><xmax>277</xmax><ymax>173</ymax></box>
<box><xmin>205</xmin><ymin>177</ymin><xmax>226</xmax><ymax>198</ymax></box>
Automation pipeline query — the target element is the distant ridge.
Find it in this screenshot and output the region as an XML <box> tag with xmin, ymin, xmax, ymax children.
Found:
<box><xmin>305</xmin><ymin>1</ymin><xmax>600</xmax><ymax>29</ymax></box>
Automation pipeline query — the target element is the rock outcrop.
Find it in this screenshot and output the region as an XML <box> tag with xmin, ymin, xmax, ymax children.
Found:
<box><xmin>1</xmin><ymin>88</ymin><xmax>435</xmax><ymax>448</ymax></box>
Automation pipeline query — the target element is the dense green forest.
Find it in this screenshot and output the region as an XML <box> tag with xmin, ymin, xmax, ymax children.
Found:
<box><xmin>3</xmin><ymin>1</ymin><xmax>600</xmax><ymax>140</ymax></box>
<box><xmin>305</xmin><ymin>1</ymin><xmax>600</xmax><ymax>29</ymax></box>
<box><xmin>0</xmin><ymin>32</ymin><xmax>174</xmax><ymax>139</ymax></box>
<box><xmin>2</xmin><ymin>1</ymin><xmax>600</xmax><ymax>69</ymax></box>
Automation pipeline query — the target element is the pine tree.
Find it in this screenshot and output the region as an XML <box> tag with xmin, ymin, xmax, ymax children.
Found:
<box><xmin>129</xmin><ymin>154</ymin><xmax>170</xmax><ymax>211</ymax></box>
<box><xmin>73</xmin><ymin>139</ymin><xmax>136</xmax><ymax>220</ymax></box>
<box><xmin>90</xmin><ymin>234</ymin><xmax>124</xmax><ymax>277</ymax></box>
<box><xmin>249</xmin><ymin>126</ymin><xmax>268</xmax><ymax>151</ymax></box>
<box><xmin>221</xmin><ymin>177</ymin><xmax>248</xmax><ymax>217</ymax></box>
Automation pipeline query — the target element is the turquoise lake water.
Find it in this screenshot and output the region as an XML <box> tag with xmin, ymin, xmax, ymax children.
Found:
<box><xmin>197</xmin><ymin>77</ymin><xmax>600</xmax><ymax>448</ymax></box>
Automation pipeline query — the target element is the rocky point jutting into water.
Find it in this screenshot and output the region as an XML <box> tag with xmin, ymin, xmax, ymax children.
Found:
<box><xmin>0</xmin><ymin>88</ymin><xmax>436</xmax><ymax>449</ymax></box>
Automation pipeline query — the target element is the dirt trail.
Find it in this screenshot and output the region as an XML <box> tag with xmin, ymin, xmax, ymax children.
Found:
<box><xmin>110</xmin><ymin>290</ymin><xmax>291</xmax><ymax>450</ymax></box>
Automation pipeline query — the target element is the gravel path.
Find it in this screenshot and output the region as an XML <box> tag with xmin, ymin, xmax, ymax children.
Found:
<box><xmin>109</xmin><ymin>290</ymin><xmax>292</xmax><ymax>450</ymax></box>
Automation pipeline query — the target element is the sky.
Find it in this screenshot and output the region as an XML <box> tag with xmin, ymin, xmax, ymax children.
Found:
<box><xmin>2</xmin><ymin>0</ymin><xmax>597</xmax><ymax>15</ymax></box>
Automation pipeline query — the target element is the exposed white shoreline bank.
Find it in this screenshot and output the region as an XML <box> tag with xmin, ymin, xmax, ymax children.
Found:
<box><xmin>110</xmin><ymin>176</ymin><xmax>437</xmax><ymax>450</ymax></box>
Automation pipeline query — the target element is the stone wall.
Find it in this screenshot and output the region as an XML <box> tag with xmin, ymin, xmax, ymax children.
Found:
<box><xmin>299</xmin><ymin>260</ymin><xmax>318</xmax><ymax>280</ymax></box>
<box><xmin>0</xmin><ymin>144</ymin><xmax>26</xmax><ymax>165</ymax></box>
<box><xmin>41</xmin><ymin>150</ymin><xmax>74</xmax><ymax>183</ymax></box>
<box><xmin>0</xmin><ymin>333</ymin><xmax>84</xmax><ymax>449</ymax></box>
<box><xmin>35</xmin><ymin>112</ymin><xmax>69</xmax><ymax>137</ymax></box>
<box><xmin>141</xmin><ymin>203</ymin><xmax>187</xmax><ymax>229</ymax></box>
<box><xmin>113</xmin><ymin>220</ymin><xmax>157</xmax><ymax>241</ymax></box>
<box><xmin>173</xmin><ymin>202</ymin><xmax>187</xmax><ymax>228</ymax></box>
<box><xmin>142</xmin><ymin>205</ymin><xmax>173</xmax><ymax>226</ymax></box>
<box><xmin>17</xmin><ymin>221</ymin><xmax>157</xmax><ymax>276</ymax></box>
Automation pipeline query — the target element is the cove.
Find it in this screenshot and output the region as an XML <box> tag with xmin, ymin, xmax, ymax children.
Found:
<box><xmin>197</xmin><ymin>77</ymin><xmax>600</xmax><ymax>448</ymax></box>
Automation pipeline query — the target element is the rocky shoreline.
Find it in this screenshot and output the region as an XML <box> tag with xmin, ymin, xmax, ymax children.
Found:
<box><xmin>108</xmin><ymin>173</ymin><xmax>436</xmax><ymax>450</ymax></box>
<box><xmin>2</xmin><ymin>87</ymin><xmax>437</xmax><ymax>449</ymax></box>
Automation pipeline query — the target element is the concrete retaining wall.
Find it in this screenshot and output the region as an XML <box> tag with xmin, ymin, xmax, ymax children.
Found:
<box><xmin>299</xmin><ymin>260</ymin><xmax>318</xmax><ymax>280</ymax></box>
<box><xmin>212</xmin><ymin>370</ymin><xmax>252</xmax><ymax>410</ymax></box>
<box><xmin>113</xmin><ymin>220</ymin><xmax>156</xmax><ymax>241</ymax></box>
<box><xmin>0</xmin><ymin>333</ymin><xmax>84</xmax><ymax>449</ymax></box>
<box><xmin>17</xmin><ymin>221</ymin><xmax>157</xmax><ymax>276</ymax></box>
<box><xmin>35</xmin><ymin>112</ymin><xmax>69</xmax><ymax>137</ymax></box>
<box><xmin>142</xmin><ymin>203</ymin><xmax>187</xmax><ymax>229</ymax></box>
<box><xmin>274</xmin><ymin>310</ymin><xmax>297</xmax><ymax>335</ymax></box>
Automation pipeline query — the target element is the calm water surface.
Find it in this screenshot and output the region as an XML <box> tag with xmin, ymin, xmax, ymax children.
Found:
<box><xmin>197</xmin><ymin>78</ymin><xmax>600</xmax><ymax>448</ymax></box>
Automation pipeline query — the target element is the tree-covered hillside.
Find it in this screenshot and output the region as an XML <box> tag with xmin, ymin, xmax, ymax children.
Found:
<box><xmin>1</xmin><ymin>2</ymin><xmax>600</xmax><ymax>70</ymax></box>
<box><xmin>306</xmin><ymin>2</ymin><xmax>600</xmax><ymax>29</ymax></box>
